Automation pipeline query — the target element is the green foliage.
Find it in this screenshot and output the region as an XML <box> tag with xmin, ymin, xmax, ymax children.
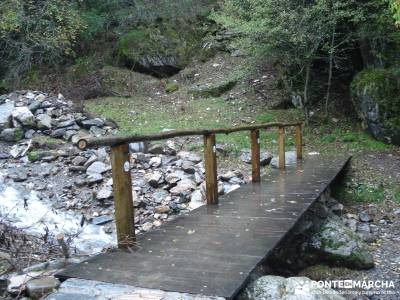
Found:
<box><xmin>256</xmin><ymin>112</ymin><xmax>275</xmax><ymax>123</ymax></box>
<box><xmin>76</xmin><ymin>0</ymin><xmax>217</xmax><ymax>44</ymax></box>
<box><xmin>117</xmin><ymin>23</ymin><xmax>205</xmax><ymax>71</ymax></box>
<box><xmin>394</xmin><ymin>186</ymin><xmax>400</xmax><ymax>203</ymax></box>
<box><xmin>213</xmin><ymin>0</ymin><xmax>399</xmax><ymax>118</ymax></box>
<box><xmin>389</xmin><ymin>0</ymin><xmax>400</xmax><ymax>25</ymax></box>
<box><xmin>0</xmin><ymin>0</ymin><xmax>84</xmax><ymax>81</ymax></box>
<box><xmin>342</xmin><ymin>133</ymin><xmax>357</xmax><ymax>143</ymax></box>
<box><xmin>0</xmin><ymin>0</ymin><xmax>217</xmax><ymax>84</ymax></box>
<box><xmin>335</xmin><ymin>183</ymin><xmax>385</xmax><ymax>204</ymax></box>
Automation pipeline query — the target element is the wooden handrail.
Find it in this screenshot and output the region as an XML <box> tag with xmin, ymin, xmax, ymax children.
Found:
<box><xmin>81</xmin><ymin>121</ymin><xmax>303</xmax><ymax>248</ymax></box>
<box><xmin>77</xmin><ymin>122</ymin><xmax>302</xmax><ymax>150</ymax></box>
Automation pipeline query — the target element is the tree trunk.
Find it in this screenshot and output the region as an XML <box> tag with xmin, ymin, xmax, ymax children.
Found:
<box><xmin>325</xmin><ymin>25</ymin><xmax>336</xmax><ymax>116</ymax></box>
<box><xmin>303</xmin><ymin>64</ymin><xmax>311</xmax><ymax>123</ymax></box>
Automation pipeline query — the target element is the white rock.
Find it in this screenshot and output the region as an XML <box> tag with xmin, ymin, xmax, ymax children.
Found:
<box><xmin>189</xmin><ymin>190</ymin><xmax>204</xmax><ymax>210</ymax></box>
<box><xmin>241</xmin><ymin>275</ymin><xmax>344</xmax><ymax>300</ymax></box>
<box><xmin>0</xmin><ymin>101</ymin><xmax>15</xmax><ymax>129</ymax></box>
<box><xmin>12</xmin><ymin>106</ymin><xmax>35</xmax><ymax>126</ymax></box>
<box><xmin>86</xmin><ymin>161</ymin><xmax>108</xmax><ymax>175</ymax></box>
<box><xmin>170</xmin><ymin>179</ymin><xmax>196</xmax><ymax>195</ymax></box>
<box><xmin>36</xmin><ymin>113</ymin><xmax>52</xmax><ymax>129</ymax></box>
<box><xmin>146</xmin><ymin>172</ymin><xmax>164</xmax><ymax>188</ymax></box>
<box><xmin>97</xmin><ymin>186</ymin><xmax>113</xmax><ymax>200</ymax></box>
<box><xmin>271</xmin><ymin>151</ymin><xmax>298</xmax><ymax>168</ymax></box>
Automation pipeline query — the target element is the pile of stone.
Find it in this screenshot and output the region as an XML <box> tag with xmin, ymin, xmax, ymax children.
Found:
<box><xmin>67</xmin><ymin>141</ymin><xmax>247</xmax><ymax>233</ymax></box>
<box><xmin>1</xmin><ymin>140</ymin><xmax>246</xmax><ymax>238</ymax></box>
<box><xmin>0</xmin><ymin>91</ymin><xmax>115</xmax><ymax>143</ymax></box>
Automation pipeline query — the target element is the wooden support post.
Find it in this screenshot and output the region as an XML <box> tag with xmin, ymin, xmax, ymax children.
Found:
<box><xmin>250</xmin><ymin>130</ymin><xmax>261</xmax><ymax>183</ymax></box>
<box><xmin>278</xmin><ymin>126</ymin><xmax>286</xmax><ymax>170</ymax></box>
<box><xmin>203</xmin><ymin>133</ymin><xmax>218</xmax><ymax>205</ymax></box>
<box><xmin>110</xmin><ymin>143</ymin><xmax>135</xmax><ymax>248</ymax></box>
<box><xmin>295</xmin><ymin>124</ymin><xmax>303</xmax><ymax>159</ymax></box>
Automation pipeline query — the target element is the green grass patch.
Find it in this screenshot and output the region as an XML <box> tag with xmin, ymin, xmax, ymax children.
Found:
<box><xmin>85</xmin><ymin>96</ymin><xmax>301</xmax><ymax>154</ymax></box>
<box><xmin>256</xmin><ymin>112</ymin><xmax>276</xmax><ymax>123</ymax></box>
<box><xmin>308</xmin><ymin>122</ymin><xmax>393</xmax><ymax>154</ymax></box>
<box><xmin>335</xmin><ymin>182</ymin><xmax>386</xmax><ymax>204</ymax></box>
<box><xmin>391</xmin><ymin>186</ymin><xmax>400</xmax><ymax>203</ymax></box>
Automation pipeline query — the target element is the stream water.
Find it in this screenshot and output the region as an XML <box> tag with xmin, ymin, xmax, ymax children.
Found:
<box><xmin>0</xmin><ymin>172</ymin><xmax>116</xmax><ymax>254</ymax></box>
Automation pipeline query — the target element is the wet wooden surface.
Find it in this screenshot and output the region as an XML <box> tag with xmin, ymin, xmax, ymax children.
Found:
<box><xmin>58</xmin><ymin>155</ymin><xmax>351</xmax><ymax>299</ymax></box>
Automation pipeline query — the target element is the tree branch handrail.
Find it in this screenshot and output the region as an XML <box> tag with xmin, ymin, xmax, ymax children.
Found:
<box><xmin>79</xmin><ymin>120</ymin><xmax>303</xmax><ymax>248</ymax></box>
<box><xmin>77</xmin><ymin>121</ymin><xmax>303</xmax><ymax>150</ymax></box>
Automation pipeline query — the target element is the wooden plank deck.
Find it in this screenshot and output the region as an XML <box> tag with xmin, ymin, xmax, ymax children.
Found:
<box><xmin>57</xmin><ymin>155</ymin><xmax>351</xmax><ymax>299</ymax></box>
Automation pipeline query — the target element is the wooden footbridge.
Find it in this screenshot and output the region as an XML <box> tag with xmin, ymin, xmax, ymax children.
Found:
<box><xmin>58</xmin><ymin>122</ymin><xmax>350</xmax><ymax>299</ymax></box>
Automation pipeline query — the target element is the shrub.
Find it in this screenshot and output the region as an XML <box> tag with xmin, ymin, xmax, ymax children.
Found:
<box><xmin>0</xmin><ymin>0</ymin><xmax>84</xmax><ymax>81</ymax></box>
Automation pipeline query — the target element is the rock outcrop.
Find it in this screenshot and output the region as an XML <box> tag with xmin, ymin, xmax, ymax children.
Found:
<box><xmin>351</xmin><ymin>68</ymin><xmax>400</xmax><ymax>145</ymax></box>
<box><xmin>239</xmin><ymin>275</ymin><xmax>344</xmax><ymax>300</ymax></box>
<box><xmin>266</xmin><ymin>190</ymin><xmax>375</xmax><ymax>273</ymax></box>
<box><xmin>310</xmin><ymin>217</ymin><xmax>374</xmax><ymax>269</ymax></box>
<box><xmin>117</xmin><ymin>24</ymin><xmax>204</xmax><ymax>78</ymax></box>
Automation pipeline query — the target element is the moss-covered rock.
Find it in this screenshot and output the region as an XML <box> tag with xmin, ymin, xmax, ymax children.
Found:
<box><xmin>117</xmin><ymin>22</ymin><xmax>204</xmax><ymax>77</ymax></box>
<box><xmin>0</xmin><ymin>128</ymin><xmax>24</xmax><ymax>142</ymax></box>
<box><xmin>188</xmin><ymin>78</ymin><xmax>237</xmax><ymax>98</ymax></box>
<box><xmin>27</xmin><ymin>150</ymin><xmax>60</xmax><ymax>162</ymax></box>
<box><xmin>165</xmin><ymin>82</ymin><xmax>179</xmax><ymax>93</ymax></box>
<box><xmin>28</xmin><ymin>151</ymin><xmax>40</xmax><ymax>162</ymax></box>
<box><xmin>351</xmin><ymin>68</ymin><xmax>400</xmax><ymax>145</ymax></box>
<box><xmin>310</xmin><ymin>218</ymin><xmax>374</xmax><ymax>270</ymax></box>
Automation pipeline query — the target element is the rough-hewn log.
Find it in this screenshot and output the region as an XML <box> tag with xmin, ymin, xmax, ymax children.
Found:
<box><xmin>250</xmin><ymin>130</ymin><xmax>261</xmax><ymax>183</ymax></box>
<box><xmin>204</xmin><ymin>133</ymin><xmax>218</xmax><ymax>205</ymax></box>
<box><xmin>278</xmin><ymin>126</ymin><xmax>286</xmax><ymax>170</ymax></box>
<box><xmin>110</xmin><ymin>144</ymin><xmax>135</xmax><ymax>248</ymax></box>
<box><xmin>77</xmin><ymin>122</ymin><xmax>302</xmax><ymax>150</ymax></box>
<box><xmin>296</xmin><ymin>124</ymin><xmax>303</xmax><ymax>159</ymax></box>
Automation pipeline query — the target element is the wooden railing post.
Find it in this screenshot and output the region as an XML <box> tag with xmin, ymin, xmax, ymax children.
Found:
<box><xmin>278</xmin><ymin>126</ymin><xmax>286</xmax><ymax>170</ymax></box>
<box><xmin>203</xmin><ymin>133</ymin><xmax>218</xmax><ymax>205</ymax></box>
<box><xmin>250</xmin><ymin>130</ymin><xmax>261</xmax><ymax>183</ymax></box>
<box><xmin>110</xmin><ymin>143</ymin><xmax>135</xmax><ymax>248</ymax></box>
<box><xmin>295</xmin><ymin>124</ymin><xmax>303</xmax><ymax>159</ymax></box>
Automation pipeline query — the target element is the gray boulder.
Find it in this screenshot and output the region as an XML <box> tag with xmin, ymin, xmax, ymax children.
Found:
<box><xmin>239</xmin><ymin>275</ymin><xmax>344</xmax><ymax>300</ymax></box>
<box><xmin>148</xmin><ymin>144</ymin><xmax>165</xmax><ymax>155</ymax></box>
<box><xmin>189</xmin><ymin>78</ymin><xmax>237</xmax><ymax>98</ymax></box>
<box><xmin>86</xmin><ymin>162</ymin><xmax>109</xmax><ymax>175</ymax></box>
<box><xmin>0</xmin><ymin>128</ymin><xmax>24</xmax><ymax>142</ymax></box>
<box><xmin>146</xmin><ymin>172</ymin><xmax>164</xmax><ymax>188</ymax></box>
<box><xmin>170</xmin><ymin>179</ymin><xmax>196</xmax><ymax>195</ymax></box>
<box><xmin>0</xmin><ymin>101</ymin><xmax>14</xmax><ymax>129</ymax></box>
<box><xmin>36</xmin><ymin>114</ymin><xmax>52</xmax><ymax>129</ymax></box>
<box><xmin>96</xmin><ymin>186</ymin><xmax>113</xmax><ymax>200</ymax></box>
<box><xmin>129</xmin><ymin>142</ymin><xmax>148</xmax><ymax>153</ymax></box>
<box><xmin>81</xmin><ymin>118</ymin><xmax>105</xmax><ymax>128</ymax></box>
<box><xmin>240</xmin><ymin>149</ymin><xmax>272</xmax><ymax>166</ymax></box>
<box><xmin>177</xmin><ymin>151</ymin><xmax>202</xmax><ymax>163</ymax></box>
<box><xmin>26</xmin><ymin>276</ymin><xmax>60</xmax><ymax>299</ymax></box>
<box><xmin>271</xmin><ymin>151</ymin><xmax>298</xmax><ymax>168</ymax></box>
<box><xmin>12</xmin><ymin>106</ymin><xmax>35</xmax><ymax>127</ymax></box>
<box><xmin>310</xmin><ymin>217</ymin><xmax>374</xmax><ymax>269</ymax></box>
